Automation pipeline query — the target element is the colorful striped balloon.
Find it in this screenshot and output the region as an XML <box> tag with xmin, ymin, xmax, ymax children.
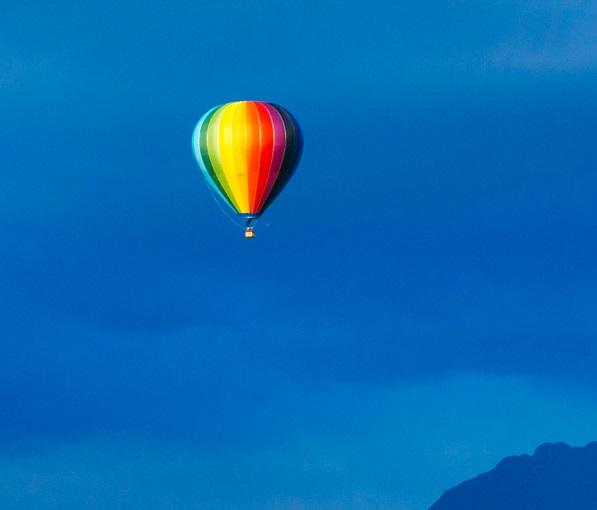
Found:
<box><xmin>192</xmin><ymin>101</ymin><xmax>302</xmax><ymax>236</ymax></box>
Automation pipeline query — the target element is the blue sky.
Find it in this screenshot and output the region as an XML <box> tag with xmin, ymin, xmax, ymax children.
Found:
<box><xmin>2</xmin><ymin>1</ymin><xmax>597</xmax><ymax>508</ymax></box>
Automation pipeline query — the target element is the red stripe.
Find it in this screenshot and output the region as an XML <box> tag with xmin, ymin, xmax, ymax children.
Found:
<box><xmin>255</xmin><ymin>103</ymin><xmax>286</xmax><ymax>213</ymax></box>
<box><xmin>252</xmin><ymin>102</ymin><xmax>275</xmax><ymax>213</ymax></box>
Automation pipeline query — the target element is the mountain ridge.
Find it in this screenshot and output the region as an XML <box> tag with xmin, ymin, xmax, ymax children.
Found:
<box><xmin>430</xmin><ymin>441</ymin><xmax>597</xmax><ymax>510</ymax></box>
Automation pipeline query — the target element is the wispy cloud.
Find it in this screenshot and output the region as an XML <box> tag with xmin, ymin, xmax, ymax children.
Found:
<box><xmin>488</xmin><ymin>2</ymin><xmax>597</xmax><ymax>70</ymax></box>
<box><xmin>1</xmin><ymin>375</ymin><xmax>596</xmax><ymax>510</ymax></box>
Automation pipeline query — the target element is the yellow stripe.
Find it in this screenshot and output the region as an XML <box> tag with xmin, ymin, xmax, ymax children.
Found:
<box><xmin>207</xmin><ymin>105</ymin><xmax>240</xmax><ymax>211</ymax></box>
<box><xmin>218</xmin><ymin>102</ymin><xmax>250</xmax><ymax>213</ymax></box>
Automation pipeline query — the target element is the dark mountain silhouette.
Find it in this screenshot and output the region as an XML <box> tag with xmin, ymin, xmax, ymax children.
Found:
<box><xmin>430</xmin><ymin>442</ymin><xmax>597</xmax><ymax>510</ymax></box>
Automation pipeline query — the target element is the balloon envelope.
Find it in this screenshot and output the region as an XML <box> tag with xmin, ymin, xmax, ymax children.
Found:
<box><xmin>192</xmin><ymin>101</ymin><xmax>302</xmax><ymax>222</ymax></box>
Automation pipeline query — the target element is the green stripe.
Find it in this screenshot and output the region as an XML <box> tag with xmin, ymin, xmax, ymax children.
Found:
<box><xmin>196</xmin><ymin>107</ymin><xmax>235</xmax><ymax>210</ymax></box>
<box><xmin>202</xmin><ymin>104</ymin><xmax>240</xmax><ymax>211</ymax></box>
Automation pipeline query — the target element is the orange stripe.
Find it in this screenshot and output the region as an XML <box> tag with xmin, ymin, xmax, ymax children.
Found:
<box><xmin>245</xmin><ymin>102</ymin><xmax>261</xmax><ymax>213</ymax></box>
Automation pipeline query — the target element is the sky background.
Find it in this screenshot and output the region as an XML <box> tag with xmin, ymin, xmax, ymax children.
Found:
<box><xmin>2</xmin><ymin>1</ymin><xmax>597</xmax><ymax>509</ymax></box>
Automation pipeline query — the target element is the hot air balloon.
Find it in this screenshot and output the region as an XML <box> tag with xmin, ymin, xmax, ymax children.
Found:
<box><xmin>192</xmin><ymin>101</ymin><xmax>303</xmax><ymax>238</ymax></box>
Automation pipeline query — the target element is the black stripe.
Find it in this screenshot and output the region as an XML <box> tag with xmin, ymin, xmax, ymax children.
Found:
<box><xmin>260</xmin><ymin>104</ymin><xmax>303</xmax><ymax>214</ymax></box>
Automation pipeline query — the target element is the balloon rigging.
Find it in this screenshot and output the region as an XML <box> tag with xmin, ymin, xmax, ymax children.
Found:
<box><xmin>192</xmin><ymin>101</ymin><xmax>303</xmax><ymax>238</ymax></box>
